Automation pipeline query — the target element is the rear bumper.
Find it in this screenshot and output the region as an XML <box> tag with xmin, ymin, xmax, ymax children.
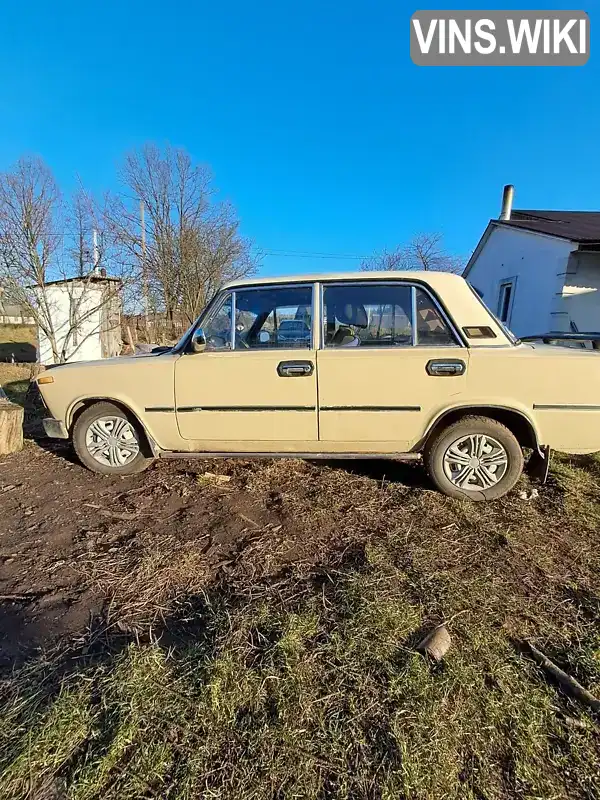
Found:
<box><xmin>43</xmin><ymin>418</ymin><xmax>69</xmax><ymax>439</ymax></box>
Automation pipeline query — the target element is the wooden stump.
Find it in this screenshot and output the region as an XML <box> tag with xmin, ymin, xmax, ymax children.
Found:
<box><xmin>0</xmin><ymin>401</ymin><xmax>24</xmax><ymax>455</ymax></box>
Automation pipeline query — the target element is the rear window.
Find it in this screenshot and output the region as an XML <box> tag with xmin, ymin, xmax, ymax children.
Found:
<box><xmin>466</xmin><ymin>282</ymin><xmax>519</xmax><ymax>344</ymax></box>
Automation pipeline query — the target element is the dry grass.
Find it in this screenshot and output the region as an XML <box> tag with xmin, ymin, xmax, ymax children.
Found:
<box><xmin>0</xmin><ymin>455</ymin><xmax>599</xmax><ymax>799</ymax></box>
<box><xmin>0</xmin><ymin>324</ymin><xmax>37</xmax><ymax>364</ymax></box>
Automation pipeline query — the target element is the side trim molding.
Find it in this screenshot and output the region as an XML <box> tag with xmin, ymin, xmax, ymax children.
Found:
<box><xmin>320</xmin><ymin>405</ymin><xmax>421</xmax><ymax>412</ymax></box>
<box><xmin>177</xmin><ymin>405</ymin><xmax>316</xmax><ymax>412</ymax></box>
<box><xmin>533</xmin><ymin>404</ymin><xmax>600</xmax><ymax>411</ymax></box>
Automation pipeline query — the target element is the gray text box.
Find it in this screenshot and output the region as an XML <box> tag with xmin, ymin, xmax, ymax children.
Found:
<box><xmin>411</xmin><ymin>10</ymin><xmax>590</xmax><ymax>66</ymax></box>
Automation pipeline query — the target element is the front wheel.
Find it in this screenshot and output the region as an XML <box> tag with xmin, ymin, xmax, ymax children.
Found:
<box><xmin>424</xmin><ymin>416</ymin><xmax>524</xmax><ymax>501</ymax></box>
<box><xmin>73</xmin><ymin>402</ymin><xmax>153</xmax><ymax>476</ymax></box>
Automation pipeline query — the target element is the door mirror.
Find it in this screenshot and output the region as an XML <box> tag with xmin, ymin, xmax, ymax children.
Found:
<box><xmin>258</xmin><ymin>330</ymin><xmax>271</xmax><ymax>344</ymax></box>
<box><xmin>191</xmin><ymin>328</ymin><xmax>207</xmax><ymax>353</ymax></box>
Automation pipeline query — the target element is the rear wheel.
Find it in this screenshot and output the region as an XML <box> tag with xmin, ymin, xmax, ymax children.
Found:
<box><xmin>424</xmin><ymin>416</ymin><xmax>523</xmax><ymax>501</ymax></box>
<box><xmin>73</xmin><ymin>402</ymin><xmax>153</xmax><ymax>476</ymax></box>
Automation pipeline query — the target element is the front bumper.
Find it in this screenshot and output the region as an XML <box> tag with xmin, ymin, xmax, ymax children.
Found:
<box><xmin>43</xmin><ymin>418</ymin><xmax>69</xmax><ymax>439</ymax></box>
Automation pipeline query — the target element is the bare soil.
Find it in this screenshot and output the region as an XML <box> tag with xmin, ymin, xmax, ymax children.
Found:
<box><xmin>0</xmin><ymin>441</ymin><xmax>295</xmax><ymax>666</ymax></box>
<box><xmin>1</xmin><ymin>434</ymin><xmax>598</xmax><ymax>671</ymax></box>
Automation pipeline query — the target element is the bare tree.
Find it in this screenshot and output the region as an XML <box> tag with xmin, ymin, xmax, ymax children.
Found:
<box><xmin>107</xmin><ymin>143</ymin><xmax>258</xmax><ymax>334</ymax></box>
<box><xmin>178</xmin><ymin>203</ymin><xmax>257</xmax><ymax>324</ymax></box>
<box><xmin>68</xmin><ymin>187</ymin><xmax>107</xmax><ymax>277</ymax></box>
<box><xmin>361</xmin><ymin>233</ymin><xmax>463</xmax><ymax>273</ymax></box>
<box><xmin>0</xmin><ymin>157</ymin><xmax>124</xmax><ymax>363</ymax></box>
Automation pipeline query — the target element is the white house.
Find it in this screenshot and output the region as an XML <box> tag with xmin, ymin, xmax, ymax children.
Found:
<box><xmin>37</xmin><ymin>273</ymin><xmax>122</xmax><ymax>365</ymax></box>
<box><xmin>464</xmin><ymin>186</ymin><xmax>600</xmax><ymax>337</ymax></box>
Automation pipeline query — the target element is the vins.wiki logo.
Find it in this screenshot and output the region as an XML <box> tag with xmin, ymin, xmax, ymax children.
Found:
<box><xmin>410</xmin><ymin>10</ymin><xmax>590</xmax><ymax>66</ymax></box>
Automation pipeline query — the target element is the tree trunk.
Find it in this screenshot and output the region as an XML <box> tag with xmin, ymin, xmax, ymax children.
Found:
<box><xmin>0</xmin><ymin>401</ymin><xmax>24</xmax><ymax>455</ymax></box>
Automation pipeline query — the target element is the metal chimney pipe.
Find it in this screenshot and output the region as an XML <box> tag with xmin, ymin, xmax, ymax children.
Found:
<box><xmin>92</xmin><ymin>229</ymin><xmax>100</xmax><ymax>273</ymax></box>
<box><xmin>499</xmin><ymin>184</ymin><xmax>514</xmax><ymax>220</ymax></box>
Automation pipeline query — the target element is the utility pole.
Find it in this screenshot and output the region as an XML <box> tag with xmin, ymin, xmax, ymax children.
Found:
<box><xmin>140</xmin><ymin>199</ymin><xmax>150</xmax><ymax>333</ymax></box>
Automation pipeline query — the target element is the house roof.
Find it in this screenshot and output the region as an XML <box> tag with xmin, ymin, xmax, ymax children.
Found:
<box><xmin>41</xmin><ymin>274</ymin><xmax>121</xmax><ymax>288</ymax></box>
<box><xmin>501</xmin><ymin>210</ymin><xmax>600</xmax><ymax>243</ymax></box>
<box><xmin>463</xmin><ymin>209</ymin><xmax>600</xmax><ymax>279</ymax></box>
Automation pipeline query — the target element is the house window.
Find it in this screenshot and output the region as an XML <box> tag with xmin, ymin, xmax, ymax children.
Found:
<box><xmin>497</xmin><ymin>279</ymin><xmax>516</xmax><ymax>324</ymax></box>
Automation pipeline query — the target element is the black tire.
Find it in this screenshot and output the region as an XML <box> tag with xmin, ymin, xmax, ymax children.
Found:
<box><xmin>424</xmin><ymin>415</ymin><xmax>524</xmax><ymax>501</ymax></box>
<box><xmin>72</xmin><ymin>401</ymin><xmax>153</xmax><ymax>476</ymax></box>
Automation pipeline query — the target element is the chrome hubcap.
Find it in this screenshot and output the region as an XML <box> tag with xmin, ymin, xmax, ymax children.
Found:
<box><xmin>85</xmin><ymin>416</ymin><xmax>140</xmax><ymax>467</ymax></box>
<box><xmin>443</xmin><ymin>434</ymin><xmax>508</xmax><ymax>490</ymax></box>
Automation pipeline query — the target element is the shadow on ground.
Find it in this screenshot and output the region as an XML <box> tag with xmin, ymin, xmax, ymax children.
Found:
<box><xmin>315</xmin><ymin>457</ymin><xmax>430</xmax><ymax>489</ymax></box>
<box><xmin>0</xmin><ymin>342</ymin><xmax>36</xmax><ymax>363</ymax></box>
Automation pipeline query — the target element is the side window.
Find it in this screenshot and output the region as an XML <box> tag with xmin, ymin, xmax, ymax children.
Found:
<box><xmin>203</xmin><ymin>293</ymin><xmax>233</xmax><ymax>351</ymax></box>
<box><xmin>323</xmin><ymin>283</ymin><xmax>458</xmax><ymax>348</ymax></box>
<box><xmin>233</xmin><ymin>285</ymin><xmax>313</xmax><ymax>349</ymax></box>
<box><xmin>414</xmin><ymin>288</ymin><xmax>458</xmax><ymax>346</ymax></box>
<box><xmin>323</xmin><ymin>283</ymin><xmax>413</xmax><ymax>347</ymax></box>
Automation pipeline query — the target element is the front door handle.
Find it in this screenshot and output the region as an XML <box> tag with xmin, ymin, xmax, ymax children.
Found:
<box><xmin>277</xmin><ymin>360</ymin><xmax>314</xmax><ymax>377</ymax></box>
<box><xmin>426</xmin><ymin>359</ymin><xmax>466</xmax><ymax>377</ymax></box>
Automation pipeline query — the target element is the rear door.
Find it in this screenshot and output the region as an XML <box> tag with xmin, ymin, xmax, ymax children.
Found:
<box><xmin>316</xmin><ymin>280</ymin><xmax>469</xmax><ymax>451</ymax></box>
<box><xmin>175</xmin><ymin>283</ymin><xmax>318</xmax><ymax>446</ymax></box>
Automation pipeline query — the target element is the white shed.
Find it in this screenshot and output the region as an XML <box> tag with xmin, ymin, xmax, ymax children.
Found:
<box><xmin>464</xmin><ymin>186</ymin><xmax>600</xmax><ymax>338</ymax></box>
<box><xmin>37</xmin><ymin>274</ymin><xmax>122</xmax><ymax>365</ymax></box>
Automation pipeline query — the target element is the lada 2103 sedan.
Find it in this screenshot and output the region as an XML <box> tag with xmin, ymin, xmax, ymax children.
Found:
<box><xmin>36</xmin><ymin>271</ymin><xmax>600</xmax><ymax>501</ymax></box>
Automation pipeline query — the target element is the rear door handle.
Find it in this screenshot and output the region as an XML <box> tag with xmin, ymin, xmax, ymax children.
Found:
<box><xmin>277</xmin><ymin>360</ymin><xmax>314</xmax><ymax>377</ymax></box>
<box><xmin>426</xmin><ymin>359</ymin><xmax>466</xmax><ymax>377</ymax></box>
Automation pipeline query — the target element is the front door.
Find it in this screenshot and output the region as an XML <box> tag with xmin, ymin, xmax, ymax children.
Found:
<box><xmin>175</xmin><ymin>283</ymin><xmax>318</xmax><ymax>447</ymax></box>
<box><xmin>316</xmin><ymin>281</ymin><xmax>469</xmax><ymax>451</ymax></box>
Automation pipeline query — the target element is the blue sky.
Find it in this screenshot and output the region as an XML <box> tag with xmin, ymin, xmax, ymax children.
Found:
<box><xmin>0</xmin><ymin>0</ymin><xmax>597</xmax><ymax>275</ymax></box>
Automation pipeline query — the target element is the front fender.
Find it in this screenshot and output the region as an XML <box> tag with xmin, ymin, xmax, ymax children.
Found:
<box><xmin>65</xmin><ymin>394</ymin><xmax>182</xmax><ymax>453</ymax></box>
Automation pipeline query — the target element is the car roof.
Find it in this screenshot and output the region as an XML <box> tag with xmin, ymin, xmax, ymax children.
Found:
<box><xmin>222</xmin><ymin>270</ymin><xmax>465</xmax><ymax>291</ymax></box>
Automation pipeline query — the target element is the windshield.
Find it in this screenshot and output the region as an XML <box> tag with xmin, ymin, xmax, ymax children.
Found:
<box><xmin>172</xmin><ymin>319</ymin><xmax>198</xmax><ymax>352</ymax></box>
<box><xmin>172</xmin><ymin>291</ymin><xmax>221</xmax><ymax>353</ymax></box>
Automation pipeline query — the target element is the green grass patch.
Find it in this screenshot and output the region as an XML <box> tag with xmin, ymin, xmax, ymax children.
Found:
<box><xmin>1</xmin><ymin>531</ymin><xmax>599</xmax><ymax>800</ymax></box>
<box><xmin>0</xmin><ymin>363</ymin><xmax>32</xmax><ymax>405</ymax></box>
<box><xmin>2</xmin><ymin>379</ymin><xmax>29</xmax><ymax>406</ymax></box>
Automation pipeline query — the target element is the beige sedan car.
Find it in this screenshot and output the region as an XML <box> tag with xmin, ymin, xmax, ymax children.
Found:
<box><xmin>36</xmin><ymin>271</ymin><xmax>600</xmax><ymax>500</ymax></box>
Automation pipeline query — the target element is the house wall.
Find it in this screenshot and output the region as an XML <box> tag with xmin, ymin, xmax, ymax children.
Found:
<box><xmin>38</xmin><ymin>284</ymin><xmax>105</xmax><ymax>365</ymax></box>
<box><xmin>466</xmin><ymin>225</ymin><xmax>575</xmax><ymax>336</ymax></box>
<box><xmin>563</xmin><ymin>251</ymin><xmax>600</xmax><ymax>332</ymax></box>
<box><xmin>100</xmin><ymin>291</ymin><xmax>122</xmax><ymax>358</ymax></box>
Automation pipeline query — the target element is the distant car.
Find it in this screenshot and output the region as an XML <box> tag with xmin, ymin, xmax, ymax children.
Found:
<box><xmin>36</xmin><ymin>271</ymin><xmax>600</xmax><ymax>501</ymax></box>
<box><xmin>277</xmin><ymin>319</ymin><xmax>311</xmax><ymax>344</ymax></box>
